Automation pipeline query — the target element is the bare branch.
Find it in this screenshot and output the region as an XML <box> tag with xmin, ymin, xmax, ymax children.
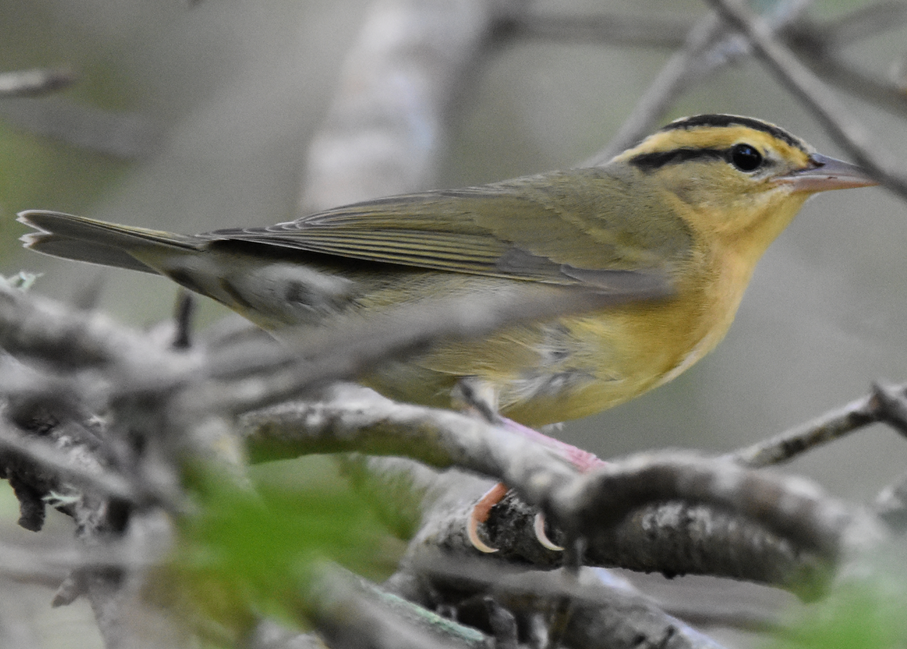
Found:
<box><xmin>81</xmin><ymin>511</ymin><xmax>190</xmax><ymax>649</ymax></box>
<box><xmin>586</xmin><ymin>0</ymin><xmax>812</xmax><ymax>164</ymax></box>
<box><xmin>0</xmin><ymin>418</ymin><xmax>136</xmax><ymax>503</ymax></box>
<box><xmin>731</xmin><ymin>393</ymin><xmax>880</xmax><ymax>467</ymax></box>
<box><xmin>0</xmin><ymin>279</ymin><xmax>195</xmax><ymax>382</ymax></box>
<box><xmin>662</xmin><ymin>604</ymin><xmax>785</xmax><ymax>634</ymax></box>
<box><xmin>300</xmin><ymin>0</ymin><xmax>502</xmax><ymax>212</ymax></box>
<box><xmin>242</xmin><ymin>384</ymin><xmax>567</xmax><ymax>476</ymax></box>
<box><xmin>730</xmin><ymin>382</ymin><xmax>907</xmax><ymax>468</ymax></box>
<box><xmin>171</xmin><ymin>292</ymin><xmax>197</xmax><ymax>351</ymax></box>
<box><xmin>706</xmin><ymin>0</ymin><xmax>907</xmax><ymax>201</ymax></box>
<box><xmin>559</xmin><ymin>452</ymin><xmax>884</xmax><ymax>562</ymax></box>
<box><xmin>870</xmin><ymin>382</ymin><xmax>907</xmax><ymax>436</ymax></box>
<box><xmin>584</xmin><ymin>13</ymin><xmax>727</xmax><ymax>165</ymax></box>
<box><xmin>405</xmin><ymin>482</ymin><xmax>827</xmax><ymax>592</ymax></box>
<box><xmin>0</xmin><ymin>529</ymin><xmax>165</xmax><ymax>580</ymax></box>
<box><xmin>244</xmin><ymin>388</ymin><xmax>865</xmax><ymax>592</ymax></box>
<box><xmin>411</xmin><ymin>558</ymin><xmax>732</xmax><ymax>649</ymax></box>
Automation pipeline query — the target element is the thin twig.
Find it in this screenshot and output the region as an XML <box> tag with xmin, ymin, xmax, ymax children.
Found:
<box><xmin>0</xmin><ymin>516</ymin><xmax>173</xmax><ymax>592</ymax></box>
<box><xmin>732</xmin><ymin>383</ymin><xmax>907</xmax><ymax>469</ymax></box>
<box><xmin>730</xmin><ymin>392</ymin><xmax>882</xmax><ymax>467</ymax></box>
<box><xmin>0</xmin><ymin>280</ymin><xmax>195</xmax><ymax>382</ymax></box>
<box><xmin>707</xmin><ymin>0</ymin><xmax>907</xmax><ymax>201</ymax></box>
<box><xmin>586</xmin><ymin>0</ymin><xmax>813</xmax><ymax>164</ymax></box>
<box><xmin>869</xmin><ymin>382</ymin><xmax>907</xmax><ymax>437</ymax></box>
<box><xmin>0</xmin><ymin>420</ymin><xmax>136</xmax><ymax>503</ymax></box>
<box><xmin>584</xmin><ymin>13</ymin><xmax>727</xmax><ymax>165</ymax></box>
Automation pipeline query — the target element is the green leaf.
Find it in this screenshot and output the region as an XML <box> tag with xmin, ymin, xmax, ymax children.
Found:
<box><xmin>769</xmin><ymin>563</ymin><xmax>907</xmax><ymax>649</ymax></box>
<box><xmin>170</xmin><ymin>457</ymin><xmax>399</xmax><ymax>637</ymax></box>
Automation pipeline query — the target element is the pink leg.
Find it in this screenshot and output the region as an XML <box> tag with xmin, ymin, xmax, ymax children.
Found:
<box><xmin>468</xmin><ymin>416</ymin><xmax>606</xmax><ymax>553</ymax></box>
<box><xmin>500</xmin><ymin>417</ymin><xmax>607</xmax><ymax>472</ymax></box>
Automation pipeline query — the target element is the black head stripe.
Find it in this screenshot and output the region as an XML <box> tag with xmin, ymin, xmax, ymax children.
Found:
<box><xmin>628</xmin><ymin>147</ymin><xmax>726</xmax><ymax>173</ymax></box>
<box><xmin>661</xmin><ymin>114</ymin><xmax>806</xmax><ymax>152</ymax></box>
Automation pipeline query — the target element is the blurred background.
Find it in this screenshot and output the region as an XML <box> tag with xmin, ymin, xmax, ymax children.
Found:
<box><xmin>0</xmin><ymin>0</ymin><xmax>905</xmax><ymax>645</ymax></box>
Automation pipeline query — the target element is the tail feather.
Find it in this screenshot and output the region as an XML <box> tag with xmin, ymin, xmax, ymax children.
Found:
<box><xmin>18</xmin><ymin>210</ymin><xmax>200</xmax><ymax>274</ymax></box>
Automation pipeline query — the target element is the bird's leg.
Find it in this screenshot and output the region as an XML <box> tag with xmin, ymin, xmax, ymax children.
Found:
<box><xmin>503</xmin><ymin>419</ymin><xmax>606</xmax><ymax>472</ymax></box>
<box><xmin>455</xmin><ymin>379</ymin><xmax>606</xmax><ymax>553</ymax></box>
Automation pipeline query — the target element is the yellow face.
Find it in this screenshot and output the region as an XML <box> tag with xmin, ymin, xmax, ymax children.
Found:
<box><xmin>610</xmin><ymin>115</ymin><xmax>844</xmax><ymax>267</ymax></box>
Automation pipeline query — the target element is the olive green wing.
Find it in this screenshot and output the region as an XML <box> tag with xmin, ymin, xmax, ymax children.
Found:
<box><xmin>203</xmin><ymin>167</ymin><xmax>692</xmax><ymax>286</ymax></box>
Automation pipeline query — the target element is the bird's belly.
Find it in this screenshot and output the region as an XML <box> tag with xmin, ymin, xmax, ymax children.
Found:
<box><xmin>433</xmin><ymin>268</ymin><xmax>744</xmax><ymax>426</ymax></box>
<box><xmin>497</xmin><ymin>303</ymin><xmax>717</xmax><ymax>424</ymax></box>
<box><xmin>376</xmin><ymin>290</ymin><xmax>725</xmax><ymax>427</ymax></box>
<box><xmin>316</xmin><ymin>262</ymin><xmax>746</xmax><ymax>427</ymax></box>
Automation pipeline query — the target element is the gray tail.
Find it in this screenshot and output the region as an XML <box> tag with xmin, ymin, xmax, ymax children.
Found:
<box><xmin>18</xmin><ymin>210</ymin><xmax>200</xmax><ymax>274</ymax></box>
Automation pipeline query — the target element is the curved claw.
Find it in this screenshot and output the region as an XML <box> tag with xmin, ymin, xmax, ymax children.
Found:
<box><xmin>533</xmin><ymin>513</ymin><xmax>564</xmax><ymax>552</ymax></box>
<box><xmin>467</xmin><ymin>482</ymin><xmax>508</xmax><ymax>553</ymax></box>
<box><xmin>468</xmin><ymin>512</ymin><xmax>499</xmax><ymax>553</ymax></box>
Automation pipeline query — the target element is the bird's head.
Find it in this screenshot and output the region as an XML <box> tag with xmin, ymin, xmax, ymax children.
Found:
<box><xmin>612</xmin><ymin>114</ymin><xmax>878</xmax><ymax>260</ymax></box>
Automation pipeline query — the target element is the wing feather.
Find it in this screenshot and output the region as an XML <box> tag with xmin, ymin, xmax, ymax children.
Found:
<box><xmin>202</xmin><ymin>167</ymin><xmax>692</xmax><ymax>286</ymax></box>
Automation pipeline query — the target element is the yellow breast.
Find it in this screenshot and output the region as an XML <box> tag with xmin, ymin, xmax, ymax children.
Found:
<box><xmin>484</xmin><ymin>238</ymin><xmax>757</xmax><ymax>426</ymax></box>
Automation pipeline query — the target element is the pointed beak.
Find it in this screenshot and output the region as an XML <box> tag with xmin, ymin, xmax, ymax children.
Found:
<box><xmin>774</xmin><ymin>153</ymin><xmax>879</xmax><ymax>193</ymax></box>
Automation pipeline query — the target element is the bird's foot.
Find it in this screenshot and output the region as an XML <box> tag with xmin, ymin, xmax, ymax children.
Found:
<box><xmin>467</xmin><ymin>416</ymin><xmax>605</xmax><ymax>553</ymax></box>
<box><xmin>467</xmin><ymin>482</ymin><xmax>508</xmax><ymax>553</ymax></box>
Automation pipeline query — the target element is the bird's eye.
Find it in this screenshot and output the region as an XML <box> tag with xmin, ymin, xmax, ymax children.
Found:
<box><xmin>729</xmin><ymin>143</ymin><xmax>763</xmax><ymax>172</ymax></box>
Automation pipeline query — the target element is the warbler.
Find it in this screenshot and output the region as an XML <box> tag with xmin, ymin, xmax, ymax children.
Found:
<box><xmin>19</xmin><ymin>114</ymin><xmax>877</xmax><ymax>428</ymax></box>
